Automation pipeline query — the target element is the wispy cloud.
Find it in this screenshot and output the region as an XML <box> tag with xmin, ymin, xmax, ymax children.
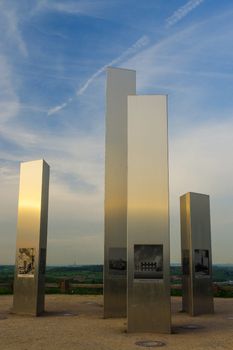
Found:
<box><xmin>0</xmin><ymin>3</ymin><xmax>28</xmax><ymax>57</ymax></box>
<box><xmin>35</xmin><ymin>0</ymin><xmax>111</xmax><ymax>20</ymax></box>
<box><xmin>123</xmin><ymin>10</ymin><xmax>231</xmax><ymax>94</ymax></box>
<box><xmin>0</xmin><ymin>55</ymin><xmax>20</xmax><ymax>123</ymax></box>
<box><xmin>47</xmin><ymin>0</ymin><xmax>206</xmax><ymax>117</ymax></box>
<box><xmin>166</xmin><ymin>0</ymin><xmax>205</xmax><ymax>27</ymax></box>
<box><xmin>47</xmin><ymin>35</ymin><xmax>149</xmax><ymax>115</ymax></box>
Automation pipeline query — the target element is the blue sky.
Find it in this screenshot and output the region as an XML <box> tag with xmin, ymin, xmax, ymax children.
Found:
<box><xmin>0</xmin><ymin>0</ymin><xmax>233</xmax><ymax>264</ymax></box>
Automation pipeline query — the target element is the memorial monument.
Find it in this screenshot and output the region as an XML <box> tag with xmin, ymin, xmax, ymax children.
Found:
<box><xmin>104</xmin><ymin>67</ymin><xmax>136</xmax><ymax>318</ymax></box>
<box><xmin>180</xmin><ymin>192</ymin><xmax>214</xmax><ymax>316</ymax></box>
<box><xmin>12</xmin><ymin>159</ymin><xmax>50</xmax><ymax>316</ymax></box>
<box><xmin>127</xmin><ymin>95</ymin><xmax>171</xmax><ymax>333</ymax></box>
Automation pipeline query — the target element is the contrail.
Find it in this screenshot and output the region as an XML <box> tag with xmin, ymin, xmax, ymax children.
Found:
<box><xmin>76</xmin><ymin>35</ymin><xmax>149</xmax><ymax>96</ymax></box>
<box><xmin>48</xmin><ymin>1</ymin><xmax>205</xmax><ymax>116</ymax></box>
<box><xmin>166</xmin><ymin>0</ymin><xmax>204</xmax><ymax>27</ymax></box>
<box><xmin>48</xmin><ymin>102</ymin><xmax>68</xmax><ymax>116</ymax></box>
<box><xmin>48</xmin><ymin>35</ymin><xmax>149</xmax><ymax>116</ymax></box>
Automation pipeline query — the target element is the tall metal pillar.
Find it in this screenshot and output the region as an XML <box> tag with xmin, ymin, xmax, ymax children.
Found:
<box><xmin>180</xmin><ymin>192</ymin><xmax>214</xmax><ymax>316</ymax></box>
<box><xmin>13</xmin><ymin>159</ymin><xmax>50</xmax><ymax>316</ymax></box>
<box><xmin>104</xmin><ymin>67</ymin><xmax>136</xmax><ymax>318</ymax></box>
<box><xmin>127</xmin><ymin>95</ymin><xmax>171</xmax><ymax>333</ymax></box>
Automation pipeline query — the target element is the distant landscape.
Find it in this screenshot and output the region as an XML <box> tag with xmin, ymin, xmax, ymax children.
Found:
<box><xmin>0</xmin><ymin>264</ymin><xmax>233</xmax><ymax>297</ymax></box>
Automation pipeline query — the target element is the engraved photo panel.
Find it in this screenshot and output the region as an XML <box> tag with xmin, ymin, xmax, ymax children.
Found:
<box><xmin>194</xmin><ymin>249</ymin><xmax>209</xmax><ymax>277</ymax></box>
<box><xmin>39</xmin><ymin>248</ymin><xmax>46</xmax><ymax>274</ymax></box>
<box><xmin>17</xmin><ymin>248</ymin><xmax>35</xmax><ymax>278</ymax></box>
<box><xmin>182</xmin><ymin>249</ymin><xmax>190</xmax><ymax>275</ymax></box>
<box><xmin>134</xmin><ymin>244</ymin><xmax>163</xmax><ymax>280</ymax></box>
<box><xmin>109</xmin><ymin>247</ymin><xmax>127</xmax><ymax>276</ymax></box>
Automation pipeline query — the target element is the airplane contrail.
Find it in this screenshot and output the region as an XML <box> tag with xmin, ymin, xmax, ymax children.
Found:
<box><xmin>48</xmin><ymin>0</ymin><xmax>205</xmax><ymax>116</ymax></box>
<box><xmin>166</xmin><ymin>0</ymin><xmax>205</xmax><ymax>27</ymax></box>
<box><xmin>48</xmin><ymin>35</ymin><xmax>149</xmax><ymax>116</ymax></box>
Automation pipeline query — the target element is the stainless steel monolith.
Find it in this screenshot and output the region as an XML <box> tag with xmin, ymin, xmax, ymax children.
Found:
<box><xmin>104</xmin><ymin>67</ymin><xmax>136</xmax><ymax>318</ymax></box>
<box><xmin>127</xmin><ymin>95</ymin><xmax>171</xmax><ymax>333</ymax></box>
<box><xmin>13</xmin><ymin>159</ymin><xmax>50</xmax><ymax>316</ymax></box>
<box><xmin>180</xmin><ymin>192</ymin><xmax>214</xmax><ymax>316</ymax></box>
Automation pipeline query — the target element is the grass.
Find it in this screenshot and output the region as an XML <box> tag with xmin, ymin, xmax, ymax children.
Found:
<box><xmin>0</xmin><ymin>287</ymin><xmax>12</xmax><ymax>295</ymax></box>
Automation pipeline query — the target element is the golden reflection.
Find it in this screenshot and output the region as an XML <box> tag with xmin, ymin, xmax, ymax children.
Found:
<box><xmin>13</xmin><ymin>159</ymin><xmax>50</xmax><ymax>316</ymax></box>
<box><xmin>18</xmin><ymin>199</ymin><xmax>41</xmax><ymax>210</ymax></box>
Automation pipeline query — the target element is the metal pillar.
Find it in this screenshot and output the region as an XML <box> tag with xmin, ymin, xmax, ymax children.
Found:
<box><xmin>13</xmin><ymin>159</ymin><xmax>50</xmax><ymax>316</ymax></box>
<box><xmin>104</xmin><ymin>67</ymin><xmax>136</xmax><ymax>318</ymax></box>
<box><xmin>180</xmin><ymin>192</ymin><xmax>214</xmax><ymax>316</ymax></box>
<box><xmin>127</xmin><ymin>95</ymin><xmax>171</xmax><ymax>333</ymax></box>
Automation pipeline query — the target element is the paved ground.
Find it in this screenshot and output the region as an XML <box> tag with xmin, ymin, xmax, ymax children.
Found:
<box><xmin>0</xmin><ymin>295</ymin><xmax>232</xmax><ymax>350</ymax></box>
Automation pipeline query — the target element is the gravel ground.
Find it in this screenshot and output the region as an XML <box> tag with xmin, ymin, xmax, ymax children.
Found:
<box><xmin>0</xmin><ymin>295</ymin><xmax>232</xmax><ymax>350</ymax></box>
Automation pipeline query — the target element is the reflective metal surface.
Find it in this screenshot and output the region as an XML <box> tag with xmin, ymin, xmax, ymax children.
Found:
<box><xmin>104</xmin><ymin>67</ymin><xmax>136</xmax><ymax>318</ymax></box>
<box><xmin>180</xmin><ymin>192</ymin><xmax>214</xmax><ymax>316</ymax></box>
<box><xmin>127</xmin><ymin>95</ymin><xmax>171</xmax><ymax>333</ymax></box>
<box><xmin>13</xmin><ymin>159</ymin><xmax>50</xmax><ymax>316</ymax></box>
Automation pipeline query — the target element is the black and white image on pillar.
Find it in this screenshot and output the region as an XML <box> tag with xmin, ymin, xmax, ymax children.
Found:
<box><xmin>134</xmin><ymin>244</ymin><xmax>163</xmax><ymax>279</ymax></box>
<box><xmin>109</xmin><ymin>248</ymin><xmax>127</xmax><ymax>276</ymax></box>
<box><xmin>17</xmin><ymin>248</ymin><xmax>35</xmax><ymax>277</ymax></box>
<box><xmin>182</xmin><ymin>249</ymin><xmax>190</xmax><ymax>275</ymax></box>
<box><xmin>39</xmin><ymin>248</ymin><xmax>46</xmax><ymax>274</ymax></box>
<box><xmin>194</xmin><ymin>249</ymin><xmax>209</xmax><ymax>276</ymax></box>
